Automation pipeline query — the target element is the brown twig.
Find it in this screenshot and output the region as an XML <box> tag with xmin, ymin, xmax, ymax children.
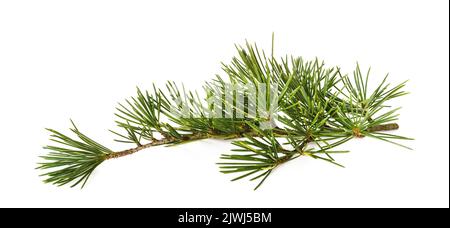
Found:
<box><xmin>367</xmin><ymin>123</ymin><xmax>399</xmax><ymax>132</ymax></box>
<box><xmin>105</xmin><ymin>123</ymin><xmax>400</xmax><ymax>160</ymax></box>
<box><xmin>105</xmin><ymin>132</ymin><xmax>208</xmax><ymax>160</ymax></box>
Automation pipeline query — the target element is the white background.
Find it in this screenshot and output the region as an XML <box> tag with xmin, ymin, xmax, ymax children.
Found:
<box><xmin>0</xmin><ymin>0</ymin><xmax>448</xmax><ymax>208</ymax></box>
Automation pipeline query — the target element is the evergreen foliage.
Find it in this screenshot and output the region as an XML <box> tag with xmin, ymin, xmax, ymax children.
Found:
<box><xmin>38</xmin><ymin>37</ymin><xmax>411</xmax><ymax>189</ymax></box>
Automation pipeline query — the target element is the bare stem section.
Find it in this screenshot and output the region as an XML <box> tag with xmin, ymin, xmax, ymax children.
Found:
<box><xmin>367</xmin><ymin>123</ymin><xmax>399</xmax><ymax>132</ymax></box>
<box><xmin>106</xmin><ymin>133</ymin><xmax>209</xmax><ymax>160</ymax></box>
